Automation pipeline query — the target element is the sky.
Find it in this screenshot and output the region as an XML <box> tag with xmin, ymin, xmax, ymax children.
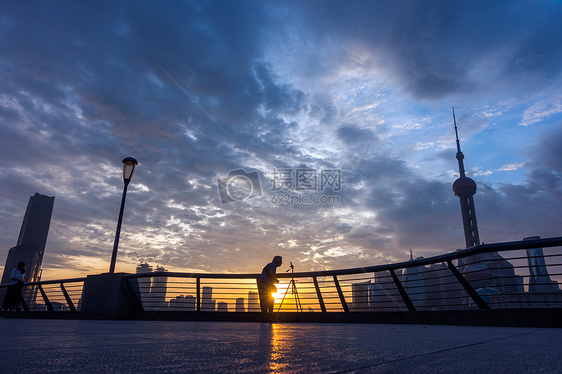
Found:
<box><xmin>0</xmin><ymin>1</ymin><xmax>561</xmax><ymax>280</ymax></box>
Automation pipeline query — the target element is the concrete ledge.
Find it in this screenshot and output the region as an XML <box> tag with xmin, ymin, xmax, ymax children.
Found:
<box><xmin>79</xmin><ymin>273</ymin><xmax>142</xmax><ymax>320</ymax></box>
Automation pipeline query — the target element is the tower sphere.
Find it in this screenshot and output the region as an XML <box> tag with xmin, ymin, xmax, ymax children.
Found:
<box><xmin>453</xmin><ymin>176</ymin><xmax>477</xmax><ymax>197</ymax></box>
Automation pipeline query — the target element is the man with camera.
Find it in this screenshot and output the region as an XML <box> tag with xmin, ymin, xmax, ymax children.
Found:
<box><xmin>258</xmin><ymin>255</ymin><xmax>282</xmax><ymax>321</ymax></box>
<box><xmin>2</xmin><ymin>261</ymin><xmax>26</xmax><ymax>318</ymax></box>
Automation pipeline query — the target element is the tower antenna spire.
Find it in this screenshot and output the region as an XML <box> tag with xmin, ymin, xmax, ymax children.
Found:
<box><xmin>452</xmin><ymin>107</ymin><xmax>466</xmax><ymax>178</ymax></box>
<box><xmin>453</xmin><ymin>107</ymin><xmax>461</xmax><ymax>153</ymax></box>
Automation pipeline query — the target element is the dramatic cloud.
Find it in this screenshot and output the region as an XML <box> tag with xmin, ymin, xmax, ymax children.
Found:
<box><xmin>0</xmin><ymin>1</ymin><xmax>561</xmax><ymax>279</ymax></box>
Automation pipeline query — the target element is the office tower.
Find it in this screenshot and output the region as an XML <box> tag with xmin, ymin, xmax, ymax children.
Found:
<box><xmin>350</xmin><ymin>281</ymin><xmax>370</xmax><ymax>311</ymax></box>
<box><xmin>149</xmin><ymin>265</ymin><xmax>167</xmax><ymax>310</ymax></box>
<box><xmin>370</xmin><ymin>270</ymin><xmax>403</xmax><ymax>311</ymax></box>
<box><xmin>524</xmin><ymin>236</ymin><xmax>559</xmax><ymax>293</ymax></box>
<box><xmin>425</xmin><ymin>262</ymin><xmax>462</xmax><ymax>310</ymax></box>
<box><xmin>248</xmin><ymin>291</ymin><xmax>260</xmax><ymax>312</ymax></box>
<box><xmin>169</xmin><ymin>295</ymin><xmax>195</xmax><ymax>311</ymax></box>
<box><xmin>135</xmin><ymin>262</ymin><xmax>153</xmax><ymax>308</ymax></box>
<box><xmin>1</xmin><ymin>193</ymin><xmax>55</xmax><ymax>307</ymax></box>
<box><xmin>201</xmin><ymin>286</ymin><xmax>215</xmax><ymax>311</ymax></box>
<box><xmin>217</xmin><ymin>301</ymin><xmax>228</xmax><ymax>312</ymax></box>
<box><xmin>235</xmin><ymin>297</ymin><xmax>245</xmax><ymax>312</ymax></box>
<box><xmin>402</xmin><ymin>253</ymin><xmax>427</xmax><ymax>309</ymax></box>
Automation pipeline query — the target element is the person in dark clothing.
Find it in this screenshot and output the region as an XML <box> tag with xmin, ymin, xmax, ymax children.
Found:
<box><xmin>258</xmin><ymin>256</ymin><xmax>282</xmax><ymax>320</ymax></box>
<box><xmin>2</xmin><ymin>261</ymin><xmax>26</xmax><ymax>318</ymax></box>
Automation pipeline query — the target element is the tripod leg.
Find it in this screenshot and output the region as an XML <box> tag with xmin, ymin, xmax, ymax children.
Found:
<box><xmin>277</xmin><ymin>282</ymin><xmax>291</xmax><ymax>312</ymax></box>
<box><xmin>290</xmin><ymin>279</ymin><xmax>303</xmax><ymax>313</ymax></box>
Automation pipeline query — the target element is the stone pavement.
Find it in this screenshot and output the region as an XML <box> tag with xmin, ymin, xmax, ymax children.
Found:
<box><xmin>0</xmin><ymin>319</ymin><xmax>560</xmax><ymax>373</ymax></box>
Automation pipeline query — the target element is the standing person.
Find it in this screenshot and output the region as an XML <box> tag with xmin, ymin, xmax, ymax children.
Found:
<box><xmin>258</xmin><ymin>256</ymin><xmax>282</xmax><ymax>321</ymax></box>
<box><xmin>2</xmin><ymin>261</ymin><xmax>26</xmax><ymax>318</ymax></box>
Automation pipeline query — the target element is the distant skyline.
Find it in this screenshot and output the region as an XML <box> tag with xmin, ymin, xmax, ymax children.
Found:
<box><xmin>1</xmin><ymin>1</ymin><xmax>561</xmax><ymax>280</ymax></box>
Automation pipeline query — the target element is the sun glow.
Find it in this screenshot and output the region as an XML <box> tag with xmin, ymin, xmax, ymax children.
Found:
<box><xmin>272</xmin><ymin>281</ymin><xmax>289</xmax><ymax>303</ymax></box>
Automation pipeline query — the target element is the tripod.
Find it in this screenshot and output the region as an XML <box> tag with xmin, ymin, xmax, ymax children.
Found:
<box><xmin>277</xmin><ymin>262</ymin><xmax>303</xmax><ymax>313</ymax></box>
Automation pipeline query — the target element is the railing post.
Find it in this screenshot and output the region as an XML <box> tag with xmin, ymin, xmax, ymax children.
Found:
<box><xmin>332</xmin><ymin>275</ymin><xmax>349</xmax><ymax>312</ymax></box>
<box><xmin>60</xmin><ymin>283</ymin><xmax>76</xmax><ymax>312</ymax></box>
<box><xmin>446</xmin><ymin>260</ymin><xmax>490</xmax><ymax>310</ymax></box>
<box><xmin>313</xmin><ymin>277</ymin><xmax>327</xmax><ymax>312</ymax></box>
<box><xmin>38</xmin><ymin>284</ymin><xmax>54</xmax><ymax>312</ymax></box>
<box><xmin>196</xmin><ymin>277</ymin><xmax>201</xmax><ymax>312</ymax></box>
<box><xmin>390</xmin><ymin>269</ymin><xmax>416</xmax><ymax>312</ymax></box>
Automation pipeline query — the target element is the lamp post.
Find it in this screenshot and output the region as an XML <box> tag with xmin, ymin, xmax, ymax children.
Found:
<box><xmin>109</xmin><ymin>157</ymin><xmax>138</xmax><ymax>273</ymax></box>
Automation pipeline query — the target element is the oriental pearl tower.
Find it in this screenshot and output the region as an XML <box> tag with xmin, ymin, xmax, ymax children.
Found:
<box><xmin>451</xmin><ymin>110</ymin><xmax>522</xmax><ymax>291</ymax></box>
<box><xmin>452</xmin><ymin>108</ymin><xmax>480</xmax><ymax>248</ymax></box>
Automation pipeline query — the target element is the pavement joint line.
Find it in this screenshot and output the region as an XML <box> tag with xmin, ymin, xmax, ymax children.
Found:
<box><xmin>330</xmin><ymin>328</ymin><xmax>544</xmax><ymax>373</ymax></box>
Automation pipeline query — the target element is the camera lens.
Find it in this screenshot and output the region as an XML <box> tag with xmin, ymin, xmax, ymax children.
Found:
<box><xmin>226</xmin><ymin>175</ymin><xmax>254</xmax><ymax>200</ymax></box>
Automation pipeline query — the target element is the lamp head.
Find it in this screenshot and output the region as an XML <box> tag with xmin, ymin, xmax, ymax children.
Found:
<box><xmin>122</xmin><ymin>157</ymin><xmax>138</xmax><ymax>182</ymax></box>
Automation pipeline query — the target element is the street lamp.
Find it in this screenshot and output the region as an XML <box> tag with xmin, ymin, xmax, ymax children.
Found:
<box><xmin>109</xmin><ymin>157</ymin><xmax>138</xmax><ymax>273</ymax></box>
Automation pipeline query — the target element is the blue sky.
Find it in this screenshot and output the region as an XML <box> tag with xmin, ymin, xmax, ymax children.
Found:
<box><xmin>0</xmin><ymin>1</ymin><xmax>561</xmax><ymax>279</ymax></box>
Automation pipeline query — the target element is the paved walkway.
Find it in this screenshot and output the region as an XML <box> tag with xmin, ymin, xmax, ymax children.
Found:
<box><xmin>0</xmin><ymin>319</ymin><xmax>560</xmax><ymax>373</ymax></box>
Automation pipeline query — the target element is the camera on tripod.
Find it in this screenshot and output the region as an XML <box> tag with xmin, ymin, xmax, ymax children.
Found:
<box><xmin>278</xmin><ymin>261</ymin><xmax>303</xmax><ymax>313</ymax></box>
<box><xmin>286</xmin><ymin>261</ymin><xmax>295</xmax><ymax>272</ymax></box>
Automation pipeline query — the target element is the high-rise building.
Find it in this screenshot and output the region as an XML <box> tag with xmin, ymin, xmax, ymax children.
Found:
<box><xmin>524</xmin><ymin>236</ymin><xmax>559</xmax><ymax>293</ymax></box>
<box><xmin>425</xmin><ymin>262</ymin><xmax>462</xmax><ymax>310</ymax></box>
<box><xmin>201</xmin><ymin>286</ymin><xmax>215</xmax><ymax>311</ymax></box>
<box><xmin>149</xmin><ymin>265</ymin><xmax>167</xmax><ymax>310</ymax></box>
<box><xmin>169</xmin><ymin>295</ymin><xmax>195</xmax><ymax>311</ymax></box>
<box><xmin>217</xmin><ymin>301</ymin><xmax>228</xmax><ymax>312</ymax></box>
<box><xmin>248</xmin><ymin>291</ymin><xmax>260</xmax><ymax>312</ymax></box>
<box><xmin>235</xmin><ymin>297</ymin><xmax>245</xmax><ymax>312</ymax></box>
<box><xmin>135</xmin><ymin>262</ymin><xmax>153</xmax><ymax>308</ymax></box>
<box><xmin>370</xmin><ymin>270</ymin><xmax>404</xmax><ymax>311</ymax></box>
<box><xmin>350</xmin><ymin>281</ymin><xmax>370</xmax><ymax>311</ymax></box>
<box><xmin>1</xmin><ymin>193</ymin><xmax>55</xmax><ymax>307</ymax></box>
<box><xmin>402</xmin><ymin>252</ymin><xmax>427</xmax><ymax>309</ymax></box>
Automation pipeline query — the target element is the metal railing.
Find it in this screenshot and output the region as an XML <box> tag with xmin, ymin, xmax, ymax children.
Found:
<box><xmin>2</xmin><ymin>237</ymin><xmax>561</xmax><ymax>314</ymax></box>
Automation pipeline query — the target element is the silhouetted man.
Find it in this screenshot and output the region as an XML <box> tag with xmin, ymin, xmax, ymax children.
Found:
<box><xmin>2</xmin><ymin>261</ymin><xmax>26</xmax><ymax>318</ymax></box>
<box><xmin>258</xmin><ymin>256</ymin><xmax>282</xmax><ymax>321</ymax></box>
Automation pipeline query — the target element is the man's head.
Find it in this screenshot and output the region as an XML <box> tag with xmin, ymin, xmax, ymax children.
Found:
<box><xmin>272</xmin><ymin>255</ymin><xmax>282</xmax><ymax>266</ymax></box>
<box><xmin>17</xmin><ymin>261</ymin><xmax>25</xmax><ymax>269</ymax></box>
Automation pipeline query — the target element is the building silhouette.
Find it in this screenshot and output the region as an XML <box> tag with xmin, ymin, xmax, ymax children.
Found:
<box><xmin>135</xmin><ymin>262</ymin><xmax>153</xmax><ymax>308</ymax></box>
<box><xmin>235</xmin><ymin>297</ymin><xmax>245</xmax><ymax>312</ymax></box>
<box><xmin>369</xmin><ymin>270</ymin><xmax>404</xmax><ymax>311</ymax></box>
<box><xmin>1</xmin><ymin>193</ymin><xmax>55</xmax><ymax>307</ymax></box>
<box><xmin>402</xmin><ymin>252</ymin><xmax>427</xmax><ymax>309</ymax></box>
<box><xmin>350</xmin><ymin>281</ymin><xmax>370</xmax><ymax>311</ymax></box>
<box><xmin>201</xmin><ymin>286</ymin><xmax>216</xmax><ymax>311</ymax></box>
<box><xmin>248</xmin><ymin>291</ymin><xmax>260</xmax><ymax>312</ymax></box>
<box><xmin>169</xmin><ymin>295</ymin><xmax>195</xmax><ymax>311</ymax></box>
<box><xmin>217</xmin><ymin>301</ymin><xmax>228</xmax><ymax>312</ymax></box>
<box><xmin>149</xmin><ymin>265</ymin><xmax>168</xmax><ymax>310</ymax></box>
<box><xmin>524</xmin><ymin>236</ymin><xmax>559</xmax><ymax>293</ymax></box>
